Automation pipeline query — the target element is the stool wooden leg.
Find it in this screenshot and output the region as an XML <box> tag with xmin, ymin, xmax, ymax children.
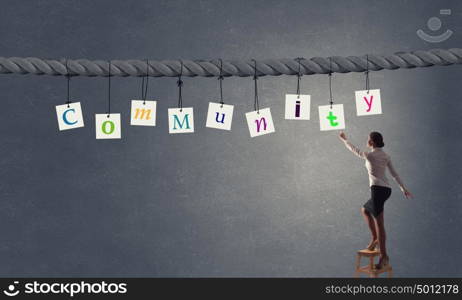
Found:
<box><xmin>368</xmin><ymin>256</ymin><xmax>376</xmax><ymax>278</ymax></box>
<box><xmin>369</xmin><ymin>256</ymin><xmax>374</xmax><ymax>270</ymax></box>
<box><xmin>355</xmin><ymin>255</ymin><xmax>361</xmax><ymax>277</ymax></box>
<box><xmin>388</xmin><ymin>268</ymin><xmax>393</xmax><ymax>278</ymax></box>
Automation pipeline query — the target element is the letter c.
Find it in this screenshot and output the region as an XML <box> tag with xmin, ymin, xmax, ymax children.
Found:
<box><xmin>62</xmin><ymin>109</ymin><xmax>77</xmax><ymax>125</ymax></box>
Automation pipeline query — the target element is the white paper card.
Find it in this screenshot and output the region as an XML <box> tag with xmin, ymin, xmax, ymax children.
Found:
<box><xmin>355</xmin><ymin>89</ymin><xmax>382</xmax><ymax>116</ymax></box>
<box><xmin>95</xmin><ymin>113</ymin><xmax>121</xmax><ymax>139</ymax></box>
<box><xmin>245</xmin><ymin>107</ymin><xmax>275</xmax><ymax>137</ymax></box>
<box><xmin>318</xmin><ymin>104</ymin><xmax>345</xmax><ymax>131</ymax></box>
<box><xmin>205</xmin><ymin>102</ymin><xmax>234</xmax><ymax>130</ymax></box>
<box><xmin>130</xmin><ymin>100</ymin><xmax>157</xmax><ymax>126</ymax></box>
<box><xmin>56</xmin><ymin>102</ymin><xmax>84</xmax><ymax>131</ymax></box>
<box><xmin>285</xmin><ymin>94</ymin><xmax>310</xmax><ymax>120</ymax></box>
<box><xmin>168</xmin><ymin>107</ymin><xmax>194</xmax><ymax>134</ymax></box>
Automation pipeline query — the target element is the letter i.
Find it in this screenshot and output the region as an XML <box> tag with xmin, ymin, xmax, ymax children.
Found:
<box><xmin>295</xmin><ymin>100</ymin><xmax>301</xmax><ymax>118</ymax></box>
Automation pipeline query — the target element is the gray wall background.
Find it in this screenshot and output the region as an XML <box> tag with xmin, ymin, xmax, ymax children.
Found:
<box><xmin>0</xmin><ymin>0</ymin><xmax>461</xmax><ymax>277</ymax></box>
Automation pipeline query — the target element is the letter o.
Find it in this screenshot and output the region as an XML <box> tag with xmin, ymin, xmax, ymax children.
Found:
<box><xmin>91</xmin><ymin>283</ymin><xmax>102</xmax><ymax>293</ymax></box>
<box><xmin>107</xmin><ymin>283</ymin><xmax>118</xmax><ymax>293</ymax></box>
<box><xmin>101</xmin><ymin>121</ymin><xmax>115</xmax><ymax>134</ymax></box>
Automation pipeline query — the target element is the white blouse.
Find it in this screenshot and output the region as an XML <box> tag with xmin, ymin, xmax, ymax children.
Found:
<box><xmin>343</xmin><ymin>140</ymin><xmax>406</xmax><ymax>191</ymax></box>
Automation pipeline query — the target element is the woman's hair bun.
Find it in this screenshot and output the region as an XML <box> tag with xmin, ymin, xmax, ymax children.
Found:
<box><xmin>370</xmin><ymin>131</ymin><xmax>384</xmax><ymax>148</ymax></box>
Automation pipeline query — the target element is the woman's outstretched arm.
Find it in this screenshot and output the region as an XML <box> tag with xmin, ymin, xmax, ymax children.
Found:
<box><xmin>387</xmin><ymin>159</ymin><xmax>413</xmax><ymax>199</ymax></box>
<box><xmin>338</xmin><ymin>131</ymin><xmax>368</xmax><ymax>159</ymax></box>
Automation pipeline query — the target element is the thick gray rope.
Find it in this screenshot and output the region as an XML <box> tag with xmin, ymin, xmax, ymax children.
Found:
<box><xmin>0</xmin><ymin>48</ymin><xmax>461</xmax><ymax>77</ymax></box>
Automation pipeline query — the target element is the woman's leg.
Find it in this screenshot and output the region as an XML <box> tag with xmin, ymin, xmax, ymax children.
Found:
<box><xmin>361</xmin><ymin>207</ymin><xmax>377</xmax><ymax>243</ymax></box>
<box><xmin>373</xmin><ymin>212</ymin><xmax>387</xmax><ymax>258</ymax></box>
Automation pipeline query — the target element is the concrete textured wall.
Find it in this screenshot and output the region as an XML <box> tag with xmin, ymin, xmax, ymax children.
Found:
<box><xmin>0</xmin><ymin>0</ymin><xmax>461</xmax><ymax>277</ymax></box>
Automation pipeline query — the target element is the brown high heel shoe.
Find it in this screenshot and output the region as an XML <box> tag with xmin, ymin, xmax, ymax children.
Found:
<box><xmin>366</xmin><ymin>239</ymin><xmax>379</xmax><ymax>251</ymax></box>
<box><xmin>375</xmin><ymin>255</ymin><xmax>389</xmax><ymax>269</ymax></box>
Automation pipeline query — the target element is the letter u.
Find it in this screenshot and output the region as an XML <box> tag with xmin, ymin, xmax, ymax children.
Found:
<box><xmin>215</xmin><ymin>112</ymin><xmax>225</xmax><ymax>124</ymax></box>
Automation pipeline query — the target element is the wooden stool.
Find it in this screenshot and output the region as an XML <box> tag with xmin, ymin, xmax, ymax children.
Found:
<box><xmin>355</xmin><ymin>249</ymin><xmax>393</xmax><ymax>278</ymax></box>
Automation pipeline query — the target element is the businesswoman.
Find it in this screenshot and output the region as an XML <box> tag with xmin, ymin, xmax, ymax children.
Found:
<box><xmin>338</xmin><ymin>131</ymin><xmax>413</xmax><ymax>269</ymax></box>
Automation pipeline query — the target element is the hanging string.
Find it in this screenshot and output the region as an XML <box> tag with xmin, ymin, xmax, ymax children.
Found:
<box><xmin>365</xmin><ymin>54</ymin><xmax>370</xmax><ymax>94</ymax></box>
<box><xmin>65</xmin><ymin>59</ymin><xmax>71</xmax><ymax>108</ymax></box>
<box><xmin>296</xmin><ymin>57</ymin><xmax>303</xmax><ymax>98</ymax></box>
<box><xmin>252</xmin><ymin>59</ymin><xmax>259</xmax><ymax>113</ymax></box>
<box><xmin>107</xmin><ymin>60</ymin><xmax>111</xmax><ymax>117</ymax></box>
<box><xmin>329</xmin><ymin>57</ymin><xmax>333</xmax><ymax>109</ymax></box>
<box><xmin>218</xmin><ymin>59</ymin><xmax>224</xmax><ymax>107</ymax></box>
<box><xmin>141</xmin><ymin>59</ymin><xmax>149</xmax><ymax>104</ymax></box>
<box><xmin>177</xmin><ymin>60</ymin><xmax>183</xmax><ymax>111</ymax></box>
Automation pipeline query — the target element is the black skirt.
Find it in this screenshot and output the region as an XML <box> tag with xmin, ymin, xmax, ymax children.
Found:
<box><xmin>363</xmin><ymin>185</ymin><xmax>392</xmax><ymax>218</ymax></box>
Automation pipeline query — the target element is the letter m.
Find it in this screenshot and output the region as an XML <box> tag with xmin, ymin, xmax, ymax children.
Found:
<box><xmin>173</xmin><ymin>114</ymin><xmax>190</xmax><ymax>130</ymax></box>
<box><xmin>135</xmin><ymin>108</ymin><xmax>152</xmax><ymax>120</ymax></box>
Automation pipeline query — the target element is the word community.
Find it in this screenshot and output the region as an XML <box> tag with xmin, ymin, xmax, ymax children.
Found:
<box><xmin>56</xmin><ymin>89</ymin><xmax>382</xmax><ymax>139</ymax></box>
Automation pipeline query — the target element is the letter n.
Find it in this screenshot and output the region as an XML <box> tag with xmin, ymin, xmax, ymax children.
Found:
<box><xmin>255</xmin><ymin>117</ymin><xmax>267</xmax><ymax>132</ymax></box>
